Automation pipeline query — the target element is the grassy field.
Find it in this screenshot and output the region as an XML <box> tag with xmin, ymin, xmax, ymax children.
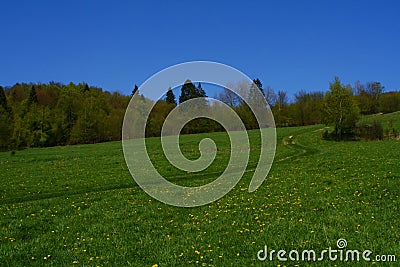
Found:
<box><xmin>358</xmin><ymin>111</ymin><xmax>400</xmax><ymax>134</ymax></box>
<box><xmin>0</xmin><ymin>113</ymin><xmax>399</xmax><ymax>266</ymax></box>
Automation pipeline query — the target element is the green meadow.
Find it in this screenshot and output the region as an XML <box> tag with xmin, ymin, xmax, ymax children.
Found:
<box><xmin>0</xmin><ymin>113</ymin><xmax>399</xmax><ymax>266</ymax></box>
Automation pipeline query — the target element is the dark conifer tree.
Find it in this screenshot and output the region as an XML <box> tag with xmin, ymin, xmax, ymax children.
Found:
<box><xmin>253</xmin><ymin>78</ymin><xmax>264</xmax><ymax>95</ymax></box>
<box><xmin>165</xmin><ymin>88</ymin><xmax>177</xmax><ymax>105</ymax></box>
<box><xmin>197</xmin><ymin>82</ymin><xmax>207</xmax><ymax>97</ymax></box>
<box><xmin>28</xmin><ymin>85</ymin><xmax>38</xmax><ymax>105</ymax></box>
<box><xmin>84</xmin><ymin>83</ymin><xmax>90</xmax><ymax>92</ymax></box>
<box><xmin>0</xmin><ymin>86</ymin><xmax>8</xmax><ymax>111</ymax></box>
<box><xmin>131</xmin><ymin>84</ymin><xmax>139</xmax><ymax>97</ymax></box>
<box><xmin>179</xmin><ymin>80</ymin><xmax>198</xmax><ymax>104</ymax></box>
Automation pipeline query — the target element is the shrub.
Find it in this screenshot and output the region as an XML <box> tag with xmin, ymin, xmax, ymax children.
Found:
<box><xmin>322</xmin><ymin>130</ymin><xmax>329</xmax><ymax>140</ymax></box>
<box><xmin>356</xmin><ymin>120</ymin><xmax>383</xmax><ymax>140</ymax></box>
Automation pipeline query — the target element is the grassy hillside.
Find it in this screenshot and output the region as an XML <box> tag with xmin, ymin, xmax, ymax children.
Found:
<box><xmin>358</xmin><ymin>111</ymin><xmax>400</xmax><ymax>133</ymax></box>
<box><xmin>0</xmin><ymin>114</ymin><xmax>399</xmax><ymax>266</ymax></box>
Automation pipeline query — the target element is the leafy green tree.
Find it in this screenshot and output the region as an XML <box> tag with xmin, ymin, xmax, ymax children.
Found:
<box><xmin>354</xmin><ymin>80</ymin><xmax>370</xmax><ymax>114</ymax></box>
<box><xmin>322</xmin><ymin>77</ymin><xmax>360</xmax><ymax>140</ymax></box>
<box><xmin>238</xmin><ymin>80</ymin><xmax>268</xmax><ymax>129</ymax></box>
<box><xmin>294</xmin><ymin>90</ymin><xmax>324</xmax><ymax>126</ymax></box>
<box><xmin>294</xmin><ymin>90</ymin><xmax>308</xmax><ymax>126</ymax></box>
<box><xmin>70</xmin><ymin>95</ymin><xmax>103</xmax><ymax>144</ymax></box>
<box><xmin>104</xmin><ymin>92</ymin><xmax>130</xmax><ymax>141</ymax></box>
<box><xmin>379</xmin><ymin>92</ymin><xmax>400</xmax><ymax>113</ymax></box>
<box><xmin>146</xmin><ymin>100</ymin><xmax>175</xmax><ymax>137</ymax></box>
<box><xmin>354</xmin><ymin>81</ymin><xmax>384</xmax><ymax>114</ymax></box>
<box><xmin>0</xmin><ymin>86</ymin><xmax>12</xmax><ymax>150</ymax></box>
<box><xmin>273</xmin><ymin>90</ymin><xmax>291</xmax><ymax>126</ymax></box>
<box><xmin>366</xmin><ymin>81</ymin><xmax>384</xmax><ymax>114</ymax></box>
<box><xmin>55</xmin><ymin>85</ymin><xmax>81</xmax><ymax>143</ymax></box>
<box><xmin>10</xmin><ymin>115</ymin><xmax>28</xmax><ymax>149</ymax></box>
<box><xmin>0</xmin><ymin>81</ymin><xmax>133</xmax><ymax>149</ymax></box>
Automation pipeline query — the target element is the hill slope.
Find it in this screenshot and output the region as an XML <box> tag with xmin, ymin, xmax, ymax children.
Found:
<box><xmin>0</xmin><ymin>114</ymin><xmax>399</xmax><ymax>266</ymax></box>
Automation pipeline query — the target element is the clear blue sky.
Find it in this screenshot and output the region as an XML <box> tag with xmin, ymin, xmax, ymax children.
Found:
<box><xmin>1</xmin><ymin>0</ymin><xmax>399</xmax><ymax>98</ymax></box>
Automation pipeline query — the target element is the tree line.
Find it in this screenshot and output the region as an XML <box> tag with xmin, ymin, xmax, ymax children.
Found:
<box><xmin>0</xmin><ymin>82</ymin><xmax>129</xmax><ymax>151</ymax></box>
<box><xmin>1</xmin><ymin>77</ymin><xmax>399</xmax><ymax>151</ymax></box>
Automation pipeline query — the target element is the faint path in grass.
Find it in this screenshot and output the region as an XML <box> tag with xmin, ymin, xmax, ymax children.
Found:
<box><xmin>0</xmin><ymin>183</ymin><xmax>136</xmax><ymax>205</ymax></box>
<box><xmin>0</xmin><ymin>125</ymin><xmax>327</xmax><ymax>205</ymax></box>
<box><xmin>276</xmin><ymin>125</ymin><xmax>327</xmax><ymax>163</ymax></box>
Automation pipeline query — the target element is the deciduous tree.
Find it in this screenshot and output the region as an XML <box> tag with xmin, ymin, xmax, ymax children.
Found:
<box><xmin>322</xmin><ymin>77</ymin><xmax>360</xmax><ymax>140</ymax></box>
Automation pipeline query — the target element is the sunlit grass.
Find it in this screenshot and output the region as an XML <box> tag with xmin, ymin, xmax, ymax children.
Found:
<box><xmin>0</xmin><ymin>115</ymin><xmax>399</xmax><ymax>266</ymax></box>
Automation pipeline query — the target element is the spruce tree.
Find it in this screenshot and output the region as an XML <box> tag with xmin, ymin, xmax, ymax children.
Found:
<box><xmin>197</xmin><ymin>82</ymin><xmax>207</xmax><ymax>97</ymax></box>
<box><xmin>84</xmin><ymin>83</ymin><xmax>90</xmax><ymax>92</ymax></box>
<box><xmin>28</xmin><ymin>85</ymin><xmax>38</xmax><ymax>105</ymax></box>
<box><xmin>165</xmin><ymin>88</ymin><xmax>177</xmax><ymax>105</ymax></box>
<box><xmin>179</xmin><ymin>80</ymin><xmax>198</xmax><ymax>104</ymax></box>
<box><xmin>131</xmin><ymin>84</ymin><xmax>139</xmax><ymax>97</ymax></box>
<box><xmin>253</xmin><ymin>78</ymin><xmax>264</xmax><ymax>95</ymax></box>
<box><xmin>0</xmin><ymin>86</ymin><xmax>8</xmax><ymax>111</ymax></box>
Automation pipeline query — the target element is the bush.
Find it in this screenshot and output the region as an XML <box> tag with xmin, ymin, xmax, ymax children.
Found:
<box><xmin>322</xmin><ymin>128</ymin><xmax>356</xmax><ymax>141</ymax></box>
<box><xmin>356</xmin><ymin>120</ymin><xmax>383</xmax><ymax>140</ymax></box>
<box><xmin>322</xmin><ymin>130</ymin><xmax>329</xmax><ymax>140</ymax></box>
<box><xmin>390</xmin><ymin>128</ymin><xmax>398</xmax><ymax>139</ymax></box>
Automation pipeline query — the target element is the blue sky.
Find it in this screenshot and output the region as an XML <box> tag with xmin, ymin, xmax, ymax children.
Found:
<box><xmin>1</xmin><ymin>0</ymin><xmax>399</xmax><ymax>98</ymax></box>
